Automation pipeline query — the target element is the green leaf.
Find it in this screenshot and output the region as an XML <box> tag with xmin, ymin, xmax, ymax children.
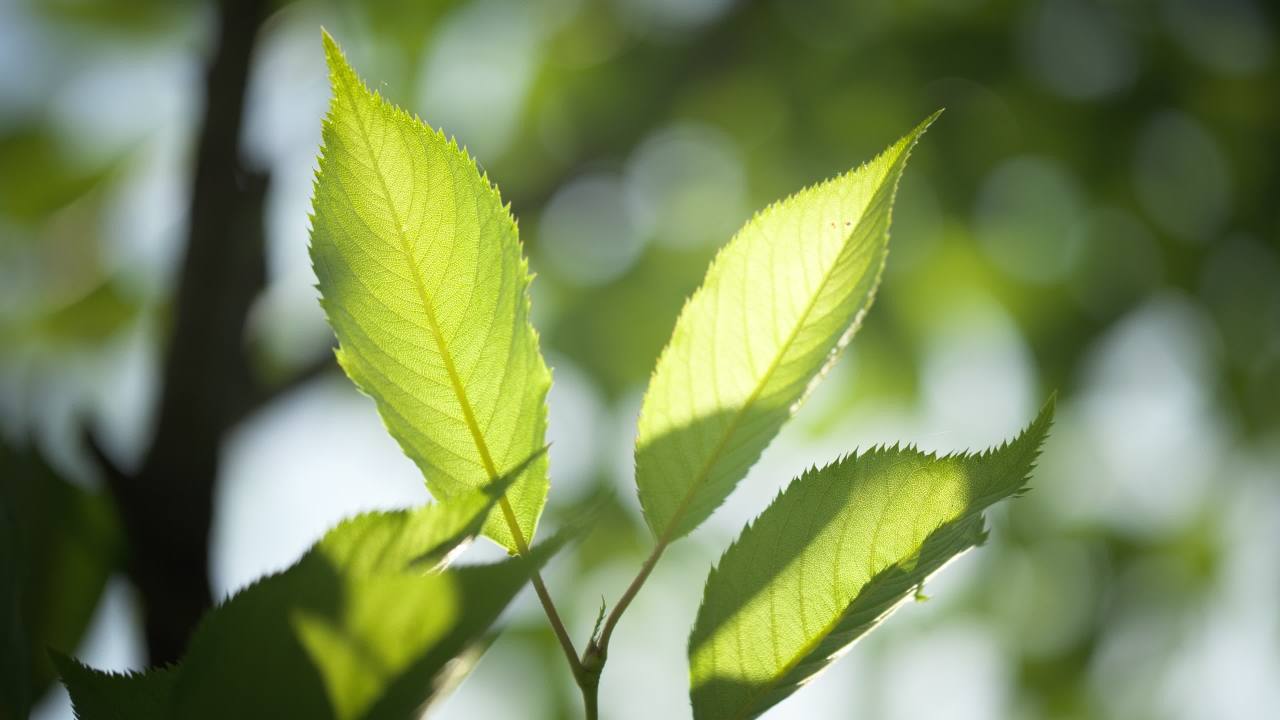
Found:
<box><xmin>316</xmin><ymin>446</ymin><xmax>544</xmax><ymax>574</ymax></box>
<box><xmin>59</xmin><ymin>457</ymin><xmax>558</xmax><ymax>720</ymax></box>
<box><xmin>688</xmin><ymin>400</ymin><xmax>1053</xmax><ymax>720</ymax></box>
<box><xmin>51</xmin><ymin>655</ymin><xmax>176</xmax><ymax>720</ymax></box>
<box><xmin>294</xmin><ymin>548</ymin><xmax>563</xmax><ymax>720</ymax></box>
<box><xmin>634</xmin><ymin>113</ymin><xmax>940</xmax><ymax>542</ymax></box>
<box><xmin>310</xmin><ymin>30</ymin><xmax>551</xmax><ymax>552</ymax></box>
<box><xmin>0</xmin><ymin>437</ymin><xmax>121</xmax><ymax>715</ymax></box>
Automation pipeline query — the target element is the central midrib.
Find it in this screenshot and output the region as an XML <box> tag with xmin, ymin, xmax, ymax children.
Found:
<box><xmin>340</xmin><ymin>81</ymin><xmax>531</xmax><ymax>554</ymax></box>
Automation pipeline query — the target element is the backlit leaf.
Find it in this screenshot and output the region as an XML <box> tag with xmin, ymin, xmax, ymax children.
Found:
<box><xmin>310</xmin><ymin>31</ymin><xmax>551</xmax><ymax>552</ymax></box>
<box><xmin>59</xmin><ymin>458</ymin><xmax>555</xmax><ymax>719</ymax></box>
<box><xmin>688</xmin><ymin>400</ymin><xmax>1053</xmax><ymax>719</ymax></box>
<box><xmin>316</xmin><ymin>446</ymin><xmax>543</xmax><ymax>573</ymax></box>
<box><xmin>634</xmin><ymin>114</ymin><xmax>939</xmax><ymax>542</ymax></box>
<box><xmin>0</xmin><ymin>438</ymin><xmax>121</xmax><ymax>714</ymax></box>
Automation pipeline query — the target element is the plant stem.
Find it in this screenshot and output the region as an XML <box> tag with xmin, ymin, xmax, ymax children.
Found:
<box><xmin>580</xmin><ymin>659</ymin><xmax>601</xmax><ymax>720</ymax></box>
<box><xmin>496</xmin><ymin>497</ymin><xmax>585</xmax><ymax>679</ymax></box>
<box><xmin>573</xmin><ymin>533</ymin><xmax>673</xmax><ymax>715</ymax></box>
<box><xmin>531</xmin><ymin>570</ymin><xmax>583</xmax><ymax>677</ymax></box>
<box><xmin>594</xmin><ymin>540</ymin><xmax>665</xmax><ymax>654</ymax></box>
<box><xmin>578</xmin><ymin>645</ymin><xmax>602</xmax><ymax>718</ymax></box>
<box><xmin>498</xmin><ymin>496</ymin><xmax>601</xmax><ymax>717</ymax></box>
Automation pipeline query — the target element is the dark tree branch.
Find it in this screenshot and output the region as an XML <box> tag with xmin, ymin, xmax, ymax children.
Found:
<box><xmin>89</xmin><ymin>0</ymin><xmax>270</xmax><ymax>665</ymax></box>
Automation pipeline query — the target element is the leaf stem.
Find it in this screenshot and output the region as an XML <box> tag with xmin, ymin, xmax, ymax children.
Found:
<box><xmin>576</xmin><ymin>532</ymin><xmax>673</xmax><ymax>716</ymax></box>
<box><xmin>581</xmin><ymin>671</ymin><xmax>600</xmax><ymax>720</ymax></box>
<box><xmin>494</xmin><ymin>496</ymin><xmax>585</xmax><ymax>680</ymax></box>
<box><xmin>594</xmin><ymin>540</ymin><xmax>664</xmax><ymax>656</ymax></box>
<box><xmin>532</xmin><ymin>572</ymin><xmax>584</xmax><ymax>676</ymax></box>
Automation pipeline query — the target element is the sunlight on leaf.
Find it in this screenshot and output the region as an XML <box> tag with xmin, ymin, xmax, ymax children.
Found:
<box><xmin>317</xmin><ymin>446</ymin><xmax>544</xmax><ymax>574</ymax></box>
<box><xmin>634</xmin><ymin>113</ymin><xmax>940</xmax><ymax>543</ymax></box>
<box><xmin>310</xmin><ymin>31</ymin><xmax>551</xmax><ymax>552</ymax></box>
<box><xmin>688</xmin><ymin>400</ymin><xmax>1053</xmax><ymax>720</ymax></box>
<box><xmin>59</xmin><ymin>452</ymin><xmax>559</xmax><ymax>719</ymax></box>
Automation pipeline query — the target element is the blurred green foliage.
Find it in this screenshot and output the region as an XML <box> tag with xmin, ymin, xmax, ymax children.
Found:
<box><xmin>0</xmin><ymin>439</ymin><xmax>121</xmax><ymax>719</ymax></box>
<box><xmin>1</xmin><ymin>0</ymin><xmax>1277</xmax><ymax>717</ymax></box>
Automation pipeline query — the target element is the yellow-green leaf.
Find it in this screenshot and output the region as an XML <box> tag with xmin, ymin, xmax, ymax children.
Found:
<box><xmin>316</xmin><ymin>446</ymin><xmax>543</xmax><ymax>574</ymax></box>
<box><xmin>59</xmin><ymin>465</ymin><xmax>559</xmax><ymax>720</ymax></box>
<box><xmin>310</xmin><ymin>31</ymin><xmax>551</xmax><ymax>552</ymax></box>
<box><xmin>688</xmin><ymin>401</ymin><xmax>1053</xmax><ymax>720</ymax></box>
<box><xmin>635</xmin><ymin>114</ymin><xmax>939</xmax><ymax>542</ymax></box>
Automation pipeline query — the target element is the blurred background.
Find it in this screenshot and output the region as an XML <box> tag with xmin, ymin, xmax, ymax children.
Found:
<box><xmin>2</xmin><ymin>0</ymin><xmax>1278</xmax><ymax>717</ymax></box>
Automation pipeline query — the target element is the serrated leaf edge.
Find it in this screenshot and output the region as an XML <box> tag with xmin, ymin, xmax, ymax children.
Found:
<box><xmin>690</xmin><ymin>396</ymin><xmax>1053</xmax><ymax>720</ymax></box>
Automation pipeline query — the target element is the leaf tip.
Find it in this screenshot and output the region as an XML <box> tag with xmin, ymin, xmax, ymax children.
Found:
<box><xmin>1027</xmin><ymin>393</ymin><xmax>1057</xmax><ymax>445</ymax></box>
<box><xmin>320</xmin><ymin>28</ymin><xmax>358</xmax><ymax>93</ymax></box>
<box><xmin>320</xmin><ymin>27</ymin><xmax>340</xmax><ymax>65</ymax></box>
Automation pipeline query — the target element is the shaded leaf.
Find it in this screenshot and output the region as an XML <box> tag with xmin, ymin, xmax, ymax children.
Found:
<box><xmin>0</xmin><ymin>438</ymin><xmax>121</xmax><ymax>716</ymax></box>
<box><xmin>60</xmin><ymin>455</ymin><xmax>559</xmax><ymax>719</ymax></box>
<box><xmin>302</xmin><ymin>545</ymin><xmax>565</xmax><ymax>720</ymax></box>
<box><xmin>51</xmin><ymin>655</ymin><xmax>176</xmax><ymax>720</ymax></box>
<box><xmin>688</xmin><ymin>400</ymin><xmax>1053</xmax><ymax>720</ymax></box>
<box><xmin>634</xmin><ymin>114</ymin><xmax>939</xmax><ymax>542</ymax></box>
<box><xmin>310</xmin><ymin>31</ymin><xmax>551</xmax><ymax>552</ymax></box>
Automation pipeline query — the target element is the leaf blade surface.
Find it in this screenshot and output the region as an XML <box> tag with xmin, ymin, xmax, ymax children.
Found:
<box><xmin>310</xmin><ymin>31</ymin><xmax>551</xmax><ymax>551</ymax></box>
<box><xmin>58</xmin><ymin>464</ymin><xmax>547</xmax><ymax>720</ymax></box>
<box><xmin>54</xmin><ymin>655</ymin><xmax>176</xmax><ymax>720</ymax></box>
<box><xmin>634</xmin><ymin>115</ymin><xmax>938</xmax><ymax>541</ymax></box>
<box><xmin>688</xmin><ymin>401</ymin><xmax>1053</xmax><ymax>720</ymax></box>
